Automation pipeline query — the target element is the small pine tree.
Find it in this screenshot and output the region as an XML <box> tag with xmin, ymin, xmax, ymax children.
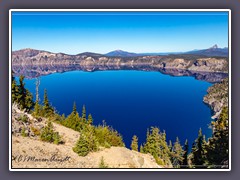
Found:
<box><xmin>140</xmin><ymin>144</ymin><xmax>144</xmax><ymax>153</ymax></box>
<box><xmin>40</xmin><ymin>122</ymin><xmax>62</xmax><ymax>144</ymax></box>
<box><xmin>43</xmin><ymin>89</ymin><xmax>54</xmax><ymax>117</ymax></box>
<box><xmin>73</xmin><ymin>133</ymin><xmax>90</xmax><ymax>156</ymax></box>
<box><xmin>72</xmin><ymin>102</ymin><xmax>77</xmax><ymax>115</ymax></box>
<box><xmin>99</xmin><ymin>156</ymin><xmax>108</xmax><ymax>168</ymax></box>
<box><xmin>88</xmin><ymin>114</ymin><xmax>93</xmax><ymax>125</ymax></box>
<box><xmin>73</xmin><ymin>128</ymin><xmax>98</xmax><ymax>156</ymax></box>
<box><xmin>82</xmin><ymin>105</ymin><xmax>86</xmax><ymax>123</ymax></box>
<box><xmin>21</xmin><ymin>127</ymin><xmax>28</xmax><ymax>137</ymax></box>
<box><xmin>33</xmin><ymin>99</ymin><xmax>41</xmax><ymax>116</ymax></box>
<box><xmin>130</xmin><ymin>135</ymin><xmax>138</xmax><ymax>151</ymax></box>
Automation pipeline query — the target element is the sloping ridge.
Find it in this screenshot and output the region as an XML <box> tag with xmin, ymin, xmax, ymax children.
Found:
<box><xmin>12</xmin><ymin>107</ymin><xmax>162</xmax><ymax>169</ymax></box>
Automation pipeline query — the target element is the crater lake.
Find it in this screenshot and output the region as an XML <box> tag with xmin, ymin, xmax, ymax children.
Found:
<box><xmin>16</xmin><ymin>70</ymin><xmax>214</xmax><ymax>148</ymax></box>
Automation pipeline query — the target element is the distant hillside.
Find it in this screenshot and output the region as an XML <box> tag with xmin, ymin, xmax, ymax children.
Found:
<box><xmin>183</xmin><ymin>45</ymin><xmax>228</xmax><ymax>57</ymax></box>
<box><xmin>77</xmin><ymin>52</ymin><xmax>104</xmax><ymax>57</ymax></box>
<box><xmin>103</xmin><ymin>45</ymin><xmax>228</xmax><ymax>57</ymax></box>
<box><xmin>105</xmin><ymin>50</ymin><xmax>140</xmax><ymax>57</ymax></box>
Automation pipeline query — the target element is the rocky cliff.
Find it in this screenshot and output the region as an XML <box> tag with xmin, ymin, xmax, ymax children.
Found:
<box><xmin>203</xmin><ymin>78</ymin><xmax>229</xmax><ymax>119</ymax></box>
<box><xmin>12</xmin><ymin>48</ymin><xmax>229</xmax><ymax>73</ymax></box>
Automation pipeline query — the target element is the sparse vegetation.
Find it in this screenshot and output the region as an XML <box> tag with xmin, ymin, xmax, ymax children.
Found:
<box><xmin>17</xmin><ymin>114</ymin><xmax>28</xmax><ymax>123</ymax></box>
<box><xmin>21</xmin><ymin>127</ymin><xmax>27</xmax><ymax>137</ymax></box>
<box><xmin>40</xmin><ymin>122</ymin><xmax>63</xmax><ymax>145</ymax></box>
<box><xmin>30</xmin><ymin>126</ymin><xmax>41</xmax><ymax>136</ymax></box>
<box><xmin>131</xmin><ymin>135</ymin><xmax>138</xmax><ymax>151</ymax></box>
<box><xmin>98</xmin><ymin>156</ymin><xmax>109</xmax><ymax>168</ymax></box>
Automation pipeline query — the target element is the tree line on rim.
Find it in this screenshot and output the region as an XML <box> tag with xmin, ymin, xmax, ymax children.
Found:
<box><xmin>11</xmin><ymin>74</ymin><xmax>229</xmax><ymax>168</ymax></box>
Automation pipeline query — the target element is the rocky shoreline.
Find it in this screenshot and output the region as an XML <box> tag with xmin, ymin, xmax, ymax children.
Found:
<box><xmin>12</xmin><ymin>48</ymin><xmax>229</xmax><ymax>73</ymax></box>
<box><xmin>203</xmin><ymin>78</ymin><xmax>229</xmax><ymax>119</ymax></box>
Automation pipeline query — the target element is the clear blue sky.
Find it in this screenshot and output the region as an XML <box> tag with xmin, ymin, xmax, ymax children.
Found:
<box><xmin>12</xmin><ymin>11</ymin><xmax>229</xmax><ymax>54</ymax></box>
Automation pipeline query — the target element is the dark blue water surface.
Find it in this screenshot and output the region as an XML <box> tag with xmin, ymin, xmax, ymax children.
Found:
<box><xmin>21</xmin><ymin>70</ymin><xmax>213</xmax><ymax>148</ymax></box>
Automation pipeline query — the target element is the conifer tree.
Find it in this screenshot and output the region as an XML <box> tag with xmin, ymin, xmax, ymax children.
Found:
<box><xmin>159</xmin><ymin>130</ymin><xmax>171</xmax><ymax>166</ymax></box>
<box><xmin>12</xmin><ymin>74</ymin><xmax>18</xmax><ymax>103</ymax></box>
<box><xmin>82</xmin><ymin>105</ymin><xmax>86</xmax><ymax>123</ymax></box>
<box><xmin>73</xmin><ymin>126</ymin><xmax>98</xmax><ymax>156</ymax></box>
<box><xmin>168</xmin><ymin>140</ymin><xmax>173</xmax><ymax>152</ymax></box>
<box><xmin>73</xmin><ymin>102</ymin><xmax>77</xmax><ymax>115</ymax></box>
<box><xmin>182</xmin><ymin>139</ymin><xmax>189</xmax><ymax>168</ymax></box>
<box><xmin>88</xmin><ymin>114</ymin><xmax>93</xmax><ymax>125</ymax></box>
<box><xmin>16</xmin><ymin>75</ymin><xmax>34</xmax><ymax>111</ymax></box>
<box><xmin>172</xmin><ymin>137</ymin><xmax>184</xmax><ymax>168</ymax></box>
<box><xmin>131</xmin><ymin>135</ymin><xmax>138</xmax><ymax>151</ymax></box>
<box><xmin>143</xmin><ymin>127</ymin><xmax>171</xmax><ymax>166</ymax></box>
<box><xmin>191</xmin><ymin>128</ymin><xmax>207</xmax><ymax>168</ymax></box>
<box><xmin>205</xmin><ymin>107</ymin><xmax>229</xmax><ymax>167</ymax></box>
<box><xmin>73</xmin><ymin>132</ymin><xmax>90</xmax><ymax>156</ymax></box>
<box><xmin>33</xmin><ymin>99</ymin><xmax>41</xmax><ymax>116</ymax></box>
<box><xmin>140</xmin><ymin>144</ymin><xmax>144</xmax><ymax>153</ymax></box>
<box><xmin>43</xmin><ymin>89</ymin><xmax>54</xmax><ymax>116</ymax></box>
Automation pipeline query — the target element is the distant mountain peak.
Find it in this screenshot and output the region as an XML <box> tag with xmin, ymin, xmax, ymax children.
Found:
<box><xmin>105</xmin><ymin>50</ymin><xmax>139</xmax><ymax>57</ymax></box>
<box><xmin>209</xmin><ymin>44</ymin><xmax>219</xmax><ymax>49</ymax></box>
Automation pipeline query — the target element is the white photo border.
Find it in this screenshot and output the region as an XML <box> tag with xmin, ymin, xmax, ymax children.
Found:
<box><xmin>9</xmin><ymin>9</ymin><xmax>231</xmax><ymax>172</ymax></box>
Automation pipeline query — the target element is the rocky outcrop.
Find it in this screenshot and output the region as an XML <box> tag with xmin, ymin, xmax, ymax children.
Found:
<box><xmin>12</xmin><ymin>103</ymin><xmax>45</xmax><ymax>138</ymax></box>
<box><xmin>203</xmin><ymin>78</ymin><xmax>229</xmax><ymax>119</ymax></box>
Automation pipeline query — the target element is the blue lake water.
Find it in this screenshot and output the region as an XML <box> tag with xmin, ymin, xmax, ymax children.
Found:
<box><xmin>20</xmin><ymin>70</ymin><xmax>213</xmax><ymax>148</ymax></box>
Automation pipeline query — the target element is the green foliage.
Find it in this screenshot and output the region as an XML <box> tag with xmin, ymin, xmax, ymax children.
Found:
<box><xmin>40</xmin><ymin>122</ymin><xmax>63</xmax><ymax>145</ymax></box>
<box><xmin>168</xmin><ymin>140</ymin><xmax>173</xmax><ymax>152</ymax></box>
<box><xmin>140</xmin><ymin>144</ymin><xmax>144</xmax><ymax>153</ymax></box>
<box><xmin>182</xmin><ymin>139</ymin><xmax>189</xmax><ymax>168</ymax></box>
<box><xmin>17</xmin><ymin>114</ymin><xmax>28</xmax><ymax>123</ymax></box>
<box><xmin>12</xmin><ymin>75</ymin><xmax>18</xmax><ymax>103</ymax></box>
<box><xmin>88</xmin><ymin>114</ymin><xmax>93</xmax><ymax>125</ymax></box>
<box><xmin>191</xmin><ymin>128</ymin><xmax>207</xmax><ymax>168</ymax></box>
<box><xmin>171</xmin><ymin>137</ymin><xmax>184</xmax><ymax>168</ymax></box>
<box><xmin>73</xmin><ymin>102</ymin><xmax>77</xmax><ymax>115</ymax></box>
<box><xmin>61</xmin><ymin>102</ymin><xmax>86</xmax><ymax>131</ymax></box>
<box><xmin>205</xmin><ymin>107</ymin><xmax>229</xmax><ymax>168</ymax></box>
<box><xmin>21</xmin><ymin>127</ymin><xmax>28</xmax><ymax>137</ymax></box>
<box><xmin>42</xmin><ymin>89</ymin><xmax>54</xmax><ymax>117</ymax></box>
<box><xmin>32</xmin><ymin>99</ymin><xmax>41</xmax><ymax>117</ymax></box>
<box><xmin>73</xmin><ymin>126</ymin><xmax>98</xmax><ymax>156</ymax></box>
<box><xmin>30</xmin><ymin>126</ymin><xmax>41</xmax><ymax>136</ymax></box>
<box><xmin>99</xmin><ymin>156</ymin><xmax>109</xmax><ymax>168</ymax></box>
<box><xmin>130</xmin><ymin>135</ymin><xmax>138</xmax><ymax>151</ymax></box>
<box><xmin>142</xmin><ymin>127</ymin><xmax>171</xmax><ymax>166</ymax></box>
<box><xmin>12</xmin><ymin>75</ymin><xmax>34</xmax><ymax>112</ymax></box>
<box><xmin>94</xmin><ymin>123</ymin><xmax>125</xmax><ymax>148</ymax></box>
<box><xmin>82</xmin><ymin>105</ymin><xmax>87</xmax><ymax>123</ymax></box>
